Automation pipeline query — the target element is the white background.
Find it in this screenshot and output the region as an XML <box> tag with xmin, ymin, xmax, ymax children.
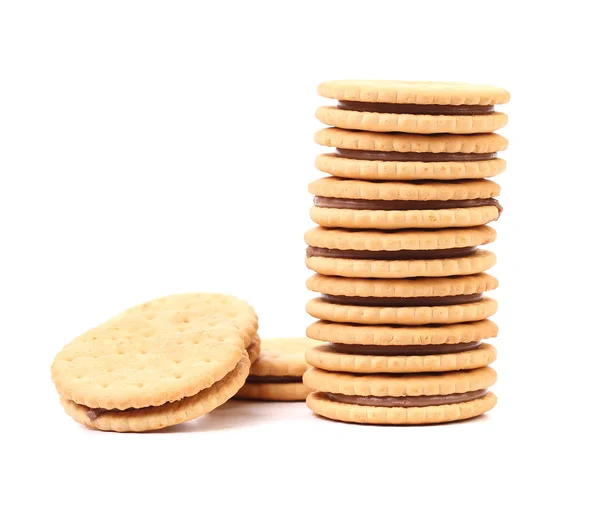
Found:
<box><xmin>1</xmin><ymin>1</ymin><xmax>597</xmax><ymax>503</ymax></box>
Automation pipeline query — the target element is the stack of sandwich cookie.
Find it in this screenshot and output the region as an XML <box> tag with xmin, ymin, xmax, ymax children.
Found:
<box><xmin>52</xmin><ymin>312</ymin><xmax>250</xmax><ymax>432</ymax></box>
<box><xmin>236</xmin><ymin>338</ymin><xmax>319</xmax><ymax>401</ymax></box>
<box><xmin>305</xmin><ymin>80</ymin><xmax>508</xmax><ymax>424</ymax></box>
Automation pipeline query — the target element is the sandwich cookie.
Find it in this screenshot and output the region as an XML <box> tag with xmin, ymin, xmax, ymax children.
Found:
<box><xmin>305</xmin><ymin>226</ymin><xmax>496</xmax><ymax>278</ymax></box>
<box><xmin>306</xmin><ymin>273</ymin><xmax>498</xmax><ymax>325</ymax></box>
<box><xmin>315</xmin><ymin>127</ymin><xmax>508</xmax><ymax>181</ymax></box>
<box><xmin>304</xmin><ymin>366</ymin><xmax>497</xmax><ymax>425</ymax></box>
<box><xmin>316</xmin><ymin>80</ymin><xmax>509</xmax><ymax>134</ymax></box>
<box><xmin>235</xmin><ymin>338</ymin><xmax>319</xmax><ymax>401</ymax></box>
<box><xmin>306</xmin><ymin>319</ymin><xmax>497</xmax><ymax>374</ymax></box>
<box><xmin>52</xmin><ymin>312</ymin><xmax>249</xmax><ymax>432</ymax></box>
<box><xmin>112</xmin><ymin>292</ymin><xmax>259</xmax><ymax>349</ymax></box>
<box><xmin>309</xmin><ymin>176</ymin><xmax>501</xmax><ymax>230</ymax></box>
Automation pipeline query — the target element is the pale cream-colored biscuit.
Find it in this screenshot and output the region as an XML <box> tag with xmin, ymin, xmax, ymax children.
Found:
<box><xmin>247</xmin><ymin>337</ymin><xmax>319</xmax><ymax>377</ymax></box>
<box><xmin>306</xmin><ymin>297</ymin><xmax>498</xmax><ymax>325</ymax></box>
<box><xmin>113</xmin><ymin>293</ymin><xmax>258</xmax><ymax>348</ymax></box>
<box><xmin>235</xmin><ymin>382</ymin><xmax>312</xmax><ymax>402</ymax></box>
<box><xmin>306</xmin><ymin>250</ymin><xmax>496</xmax><ymax>278</ymax></box>
<box><xmin>310</xmin><ymin>206</ymin><xmax>500</xmax><ymax>229</ymax></box>
<box><xmin>315</xmin><ymin>153</ymin><xmax>506</xmax><ymax>181</ymax></box>
<box><xmin>247</xmin><ymin>334</ymin><xmax>261</xmax><ymax>364</ymax></box>
<box><xmin>305</xmin><ymin>343</ymin><xmax>496</xmax><ymax>374</ymax></box>
<box><xmin>52</xmin><ymin>312</ymin><xmax>245</xmax><ymax>410</ymax></box>
<box><xmin>306</xmin><ymin>319</ymin><xmax>498</xmax><ymax>346</ymax></box>
<box><xmin>317</xmin><ymin>80</ymin><xmax>510</xmax><ymax>105</ymax></box>
<box><xmin>306</xmin><ymin>391</ymin><xmax>497</xmax><ymax>425</ymax></box>
<box><xmin>306</xmin><ymin>273</ymin><xmax>498</xmax><ymax>298</ymax></box>
<box><xmin>305</xmin><ymin>226</ymin><xmax>496</xmax><ymax>251</ymax></box>
<box><xmin>61</xmin><ymin>353</ymin><xmax>250</xmax><ymax>432</ymax></box>
<box><xmin>315</xmin><ymin>106</ymin><xmax>507</xmax><ymax>134</ymax></box>
<box><xmin>309</xmin><ymin>177</ymin><xmax>500</xmax><ymax>201</ymax></box>
<box><xmin>315</xmin><ymin>128</ymin><xmax>508</xmax><ymax>153</ymax></box>
<box><xmin>303</xmin><ymin>366</ymin><xmax>496</xmax><ymax>396</ymax></box>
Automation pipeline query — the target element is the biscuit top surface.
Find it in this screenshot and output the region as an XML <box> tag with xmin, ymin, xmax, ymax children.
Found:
<box><xmin>51</xmin><ymin>312</ymin><xmax>246</xmax><ymax>410</ymax></box>
<box><xmin>114</xmin><ymin>293</ymin><xmax>258</xmax><ymax>347</ymax></box>
<box><xmin>318</xmin><ymin>80</ymin><xmax>510</xmax><ymax>105</ymax></box>
<box><xmin>250</xmin><ymin>338</ymin><xmax>319</xmax><ymax>377</ymax></box>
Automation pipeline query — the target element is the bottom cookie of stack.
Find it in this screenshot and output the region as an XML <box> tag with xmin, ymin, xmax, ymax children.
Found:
<box><xmin>304</xmin><ymin>367</ymin><xmax>496</xmax><ymax>425</ymax></box>
<box><xmin>303</xmin><ymin>320</ymin><xmax>498</xmax><ymax>425</ymax></box>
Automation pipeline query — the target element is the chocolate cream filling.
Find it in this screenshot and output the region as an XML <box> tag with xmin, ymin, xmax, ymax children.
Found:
<box><xmin>328</xmin><ymin>341</ymin><xmax>481</xmax><ymax>356</ymax></box>
<box><xmin>314</xmin><ymin>196</ymin><xmax>502</xmax><ymax>213</ymax></box>
<box><xmin>327</xmin><ymin>389</ymin><xmax>488</xmax><ymax>408</ymax></box>
<box><xmin>321</xmin><ymin>293</ymin><xmax>483</xmax><ymax>307</ymax></box>
<box><xmin>335</xmin><ymin>148</ymin><xmax>497</xmax><ymax>162</ymax></box>
<box><xmin>337</xmin><ymin>101</ymin><xmax>495</xmax><ymax>116</ymax></box>
<box><xmin>86</xmin><ymin>407</ymin><xmax>132</xmax><ymax>421</ymax></box>
<box><xmin>85</xmin><ymin>376</ymin><xmax>304</xmax><ymax>420</ymax></box>
<box><xmin>246</xmin><ymin>375</ymin><xmax>303</xmax><ymax>384</ymax></box>
<box><xmin>306</xmin><ymin>246</ymin><xmax>478</xmax><ymax>261</ymax></box>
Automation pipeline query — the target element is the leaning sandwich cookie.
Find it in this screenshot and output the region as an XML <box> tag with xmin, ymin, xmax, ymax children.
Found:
<box><xmin>52</xmin><ymin>312</ymin><xmax>250</xmax><ymax>432</ymax></box>
<box><xmin>235</xmin><ymin>338</ymin><xmax>319</xmax><ymax>401</ymax></box>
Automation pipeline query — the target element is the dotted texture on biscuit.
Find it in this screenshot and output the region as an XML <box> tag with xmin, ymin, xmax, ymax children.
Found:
<box><xmin>309</xmin><ymin>177</ymin><xmax>500</xmax><ymax>201</ymax></box>
<box><xmin>306</xmin><ymin>319</ymin><xmax>498</xmax><ymax>345</ymax></box>
<box><xmin>303</xmin><ymin>366</ymin><xmax>496</xmax><ymax>396</ymax></box>
<box><xmin>306</xmin><ymin>391</ymin><xmax>497</xmax><ymax>425</ymax></box>
<box><xmin>317</xmin><ymin>80</ymin><xmax>510</xmax><ymax>105</ymax></box>
<box><xmin>310</xmin><ymin>206</ymin><xmax>500</xmax><ymax>230</ymax></box>
<box><xmin>306</xmin><ymin>343</ymin><xmax>496</xmax><ymax>374</ymax></box>
<box><xmin>114</xmin><ymin>293</ymin><xmax>258</xmax><ymax>348</ymax></box>
<box><xmin>315</xmin><ymin>107</ymin><xmax>508</xmax><ymax>134</ymax></box>
<box><xmin>306</xmin><ymin>250</ymin><xmax>496</xmax><ymax>279</ymax></box>
<box><xmin>306</xmin><ymin>273</ymin><xmax>498</xmax><ymax>298</ymax></box>
<box><xmin>52</xmin><ymin>312</ymin><xmax>245</xmax><ymax>410</ymax></box>
<box><xmin>306</xmin><ymin>297</ymin><xmax>498</xmax><ymax>325</ymax></box>
<box><xmin>305</xmin><ymin>226</ymin><xmax>496</xmax><ymax>251</ymax></box>
<box><xmin>315</xmin><ymin>154</ymin><xmax>506</xmax><ymax>181</ymax></box>
<box><xmin>315</xmin><ymin>128</ymin><xmax>508</xmax><ymax>153</ymax></box>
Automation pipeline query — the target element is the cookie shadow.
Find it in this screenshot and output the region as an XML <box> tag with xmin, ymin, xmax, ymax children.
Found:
<box><xmin>158</xmin><ymin>399</ymin><xmax>291</xmax><ymax>433</ymax></box>
<box><xmin>309</xmin><ymin>411</ymin><xmax>492</xmax><ymax>428</ymax></box>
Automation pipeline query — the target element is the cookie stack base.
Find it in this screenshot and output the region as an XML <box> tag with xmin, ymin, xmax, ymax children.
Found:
<box><xmin>306</xmin><ymin>390</ymin><xmax>497</xmax><ymax>425</ymax></box>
